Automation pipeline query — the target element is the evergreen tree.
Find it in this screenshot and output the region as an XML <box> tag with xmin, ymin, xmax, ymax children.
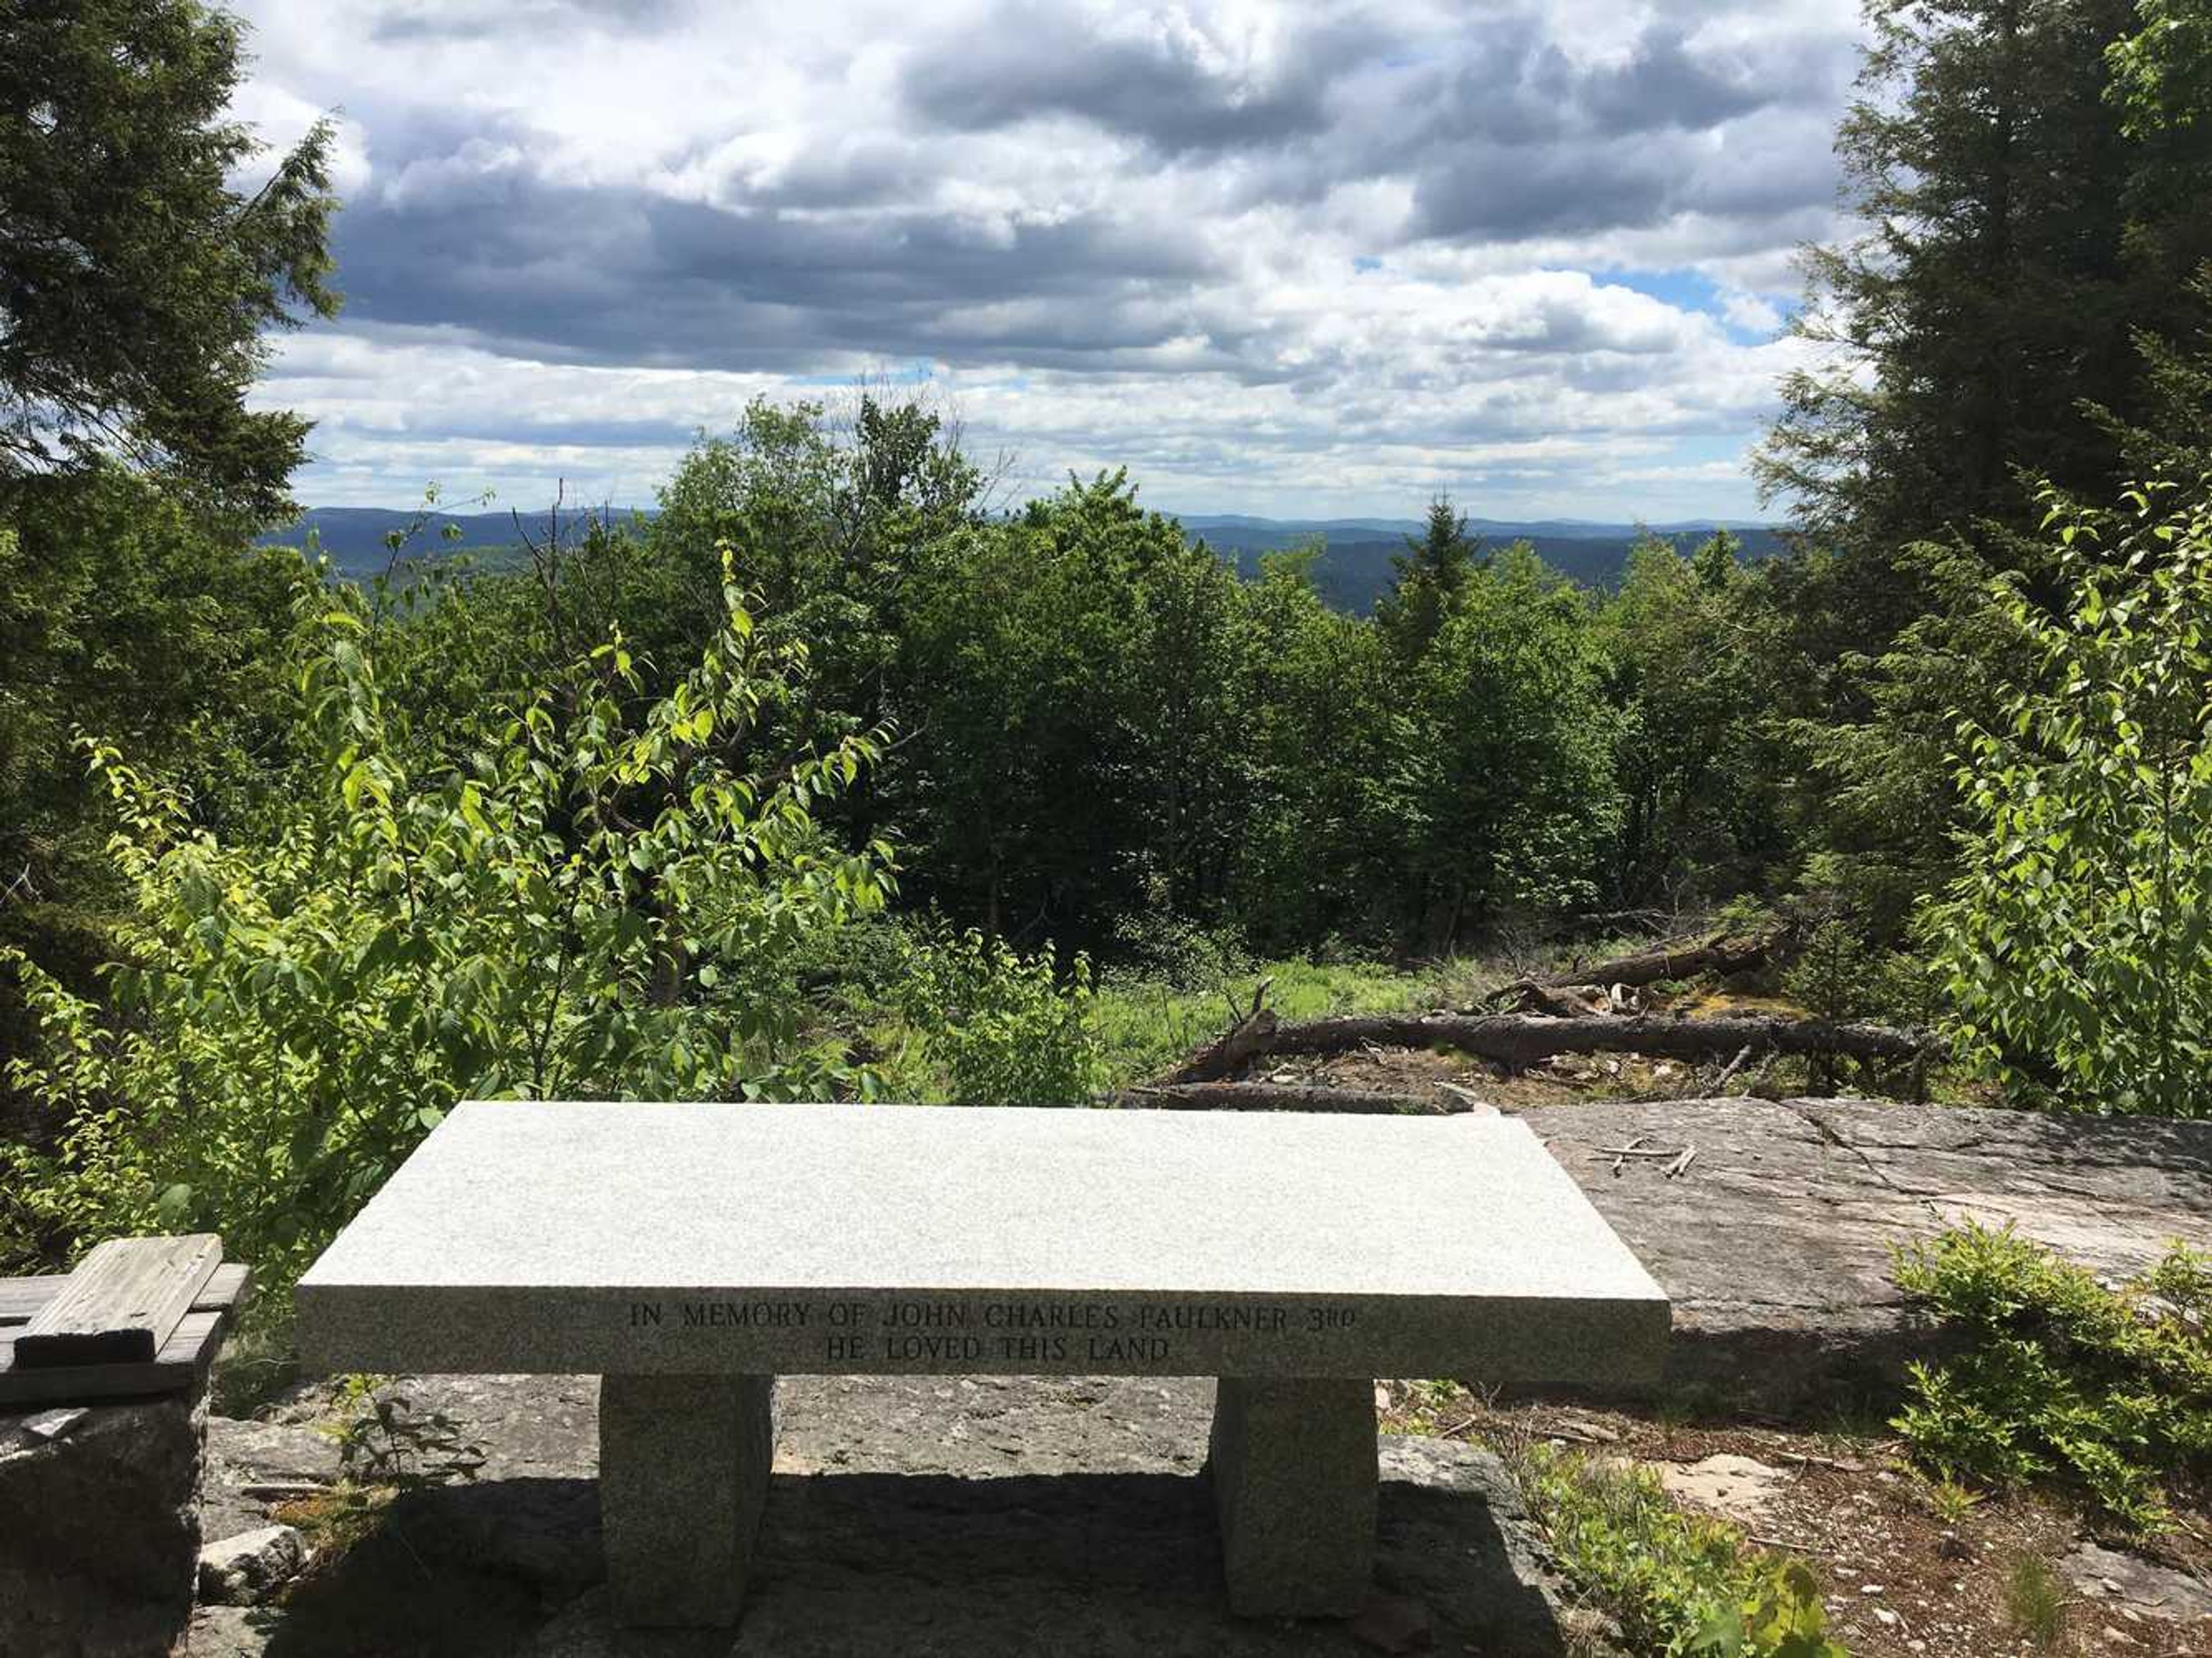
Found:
<box><xmin>1758</xmin><ymin>0</ymin><xmax>2211</xmax><ymax>611</ymax></box>
<box><xmin>1</xmin><ymin>0</ymin><xmax>340</xmax><ymax>520</ymax></box>
<box><xmin>1376</xmin><ymin>495</ymin><xmax>1479</xmax><ymax>660</ymax></box>
<box><xmin>1749</xmin><ymin>0</ymin><xmax>2212</xmax><ymax>929</ymax></box>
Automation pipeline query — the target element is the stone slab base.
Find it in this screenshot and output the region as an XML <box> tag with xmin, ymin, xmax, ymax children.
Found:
<box><xmin>2</xmin><ymin>1390</ymin><xmax>204</xmax><ymax>1658</ymax></box>
<box><xmin>1208</xmin><ymin>1376</ymin><xmax>1379</xmax><ymax>1617</ymax></box>
<box><xmin>598</xmin><ymin>1372</ymin><xmax>776</xmax><ymax>1627</ymax></box>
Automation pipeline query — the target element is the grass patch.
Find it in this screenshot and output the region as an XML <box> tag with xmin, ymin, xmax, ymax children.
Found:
<box><xmin>2002</xmin><ymin>1554</ymin><xmax>2068</xmax><ymax>1652</ymax></box>
<box><xmin>1511</xmin><ymin>1443</ymin><xmax>1849</xmax><ymax>1657</ymax></box>
<box><xmin>1092</xmin><ymin>957</ymin><xmax>1449</xmax><ymax>1084</ymax></box>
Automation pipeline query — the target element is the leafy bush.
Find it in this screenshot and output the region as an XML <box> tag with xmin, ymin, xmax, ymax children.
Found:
<box><xmin>324</xmin><ymin>1374</ymin><xmax>487</xmax><ymax>1490</ymax></box>
<box><xmin>1924</xmin><ymin>478</ymin><xmax>2212</xmax><ymax>1114</ymax></box>
<box><xmin>281</xmin><ymin>1374</ymin><xmax>487</xmax><ymax>1556</ymax></box>
<box><xmin>1388</xmin><ymin>543</ymin><xmax>1622</xmax><ymax>949</ymax></box>
<box><xmin>892</xmin><ymin>926</ymin><xmax>1100</xmax><ymax>1106</ymax></box>
<box><xmin>1</xmin><ymin>554</ymin><xmax>889</xmax><ymax>1290</ymax></box>
<box><xmin>1514</xmin><ymin>1444</ymin><xmax>1848</xmax><ymax>1657</ymax></box>
<box><xmin>1892</xmin><ymin>1221</ymin><xmax>2212</xmax><ymax>1530</ymax></box>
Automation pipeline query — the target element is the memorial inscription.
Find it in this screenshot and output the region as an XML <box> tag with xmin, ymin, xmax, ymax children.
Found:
<box><xmin>627</xmin><ymin>1295</ymin><xmax>1357</xmax><ymax>1369</ymax></box>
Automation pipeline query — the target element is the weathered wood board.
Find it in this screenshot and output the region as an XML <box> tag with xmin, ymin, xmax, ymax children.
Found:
<box><xmin>0</xmin><ymin>1275</ymin><xmax>70</xmax><ymax>1324</ymax></box>
<box><xmin>0</xmin><ymin>1262</ymin><xmax>249</xmax><ymax>1406</ymax></box>
<box><xmin>14</xmin><ymin>1234</ymin><xmax>223</xmax><ymax>1366</ymax></box>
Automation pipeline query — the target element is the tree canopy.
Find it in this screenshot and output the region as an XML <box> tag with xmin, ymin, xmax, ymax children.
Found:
<box><xmin>0</xmin><ymin>0</ymin><xmax>340</xmax><ymax>521</ymax></box>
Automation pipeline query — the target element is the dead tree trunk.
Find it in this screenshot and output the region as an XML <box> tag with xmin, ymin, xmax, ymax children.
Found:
<box><xmin>1158</xmin><ymin>979</ymin><xmax>1279</xmax><ymax>1085</ymax></box>
<box><xmin>1487</xmin><ymin>929</ymin><xmax>1776</xmax><ymax>1009</ymax></box>
<box><xmin>1164</xmin><ymin>1010</ymin><xmax>1932</xmax><ymax>1082</ymax></box>
<box><xmin>1108</xmin><ymin>1083</ymin><xmax>1445</xmax><ymax>1115</ymax></box>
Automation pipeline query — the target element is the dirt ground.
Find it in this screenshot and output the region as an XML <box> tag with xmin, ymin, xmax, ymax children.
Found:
<box><xmin>1297</xmin><ymin>1036</ymin><xmax>1737</xmax><ymax>1110</ymax></box>
<box><xmin>1376</xmin><ymin>1389</ymin><xmax>2212</xmax><ymax>1657</ymax></box>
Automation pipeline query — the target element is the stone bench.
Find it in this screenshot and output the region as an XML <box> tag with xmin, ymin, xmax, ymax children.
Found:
<box><xmin>295</xmin><ymin>1100</ymin><xmax>1668</xmax><ymax>1627</ymax></box>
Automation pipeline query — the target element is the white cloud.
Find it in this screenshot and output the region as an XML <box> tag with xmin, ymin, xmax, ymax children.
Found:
<box><xmin>227</xmin><ymin>0</ymin><xmax>1866</xmax><ymax>520</ymax></box>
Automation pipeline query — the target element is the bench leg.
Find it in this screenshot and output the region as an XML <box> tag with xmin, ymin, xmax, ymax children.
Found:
<box><xmin>1207</xmin><ymin>1376</ymin><xmax>1377</xmax><ymax>1618</ymax></box>
<box><xmin>599</xmin><ymin>1373</ymin><xmax>778</xmax><ymax>1627</ymax></box>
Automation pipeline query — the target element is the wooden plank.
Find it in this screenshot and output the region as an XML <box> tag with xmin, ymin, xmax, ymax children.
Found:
<box><xmin>0</xmin><ymin>1309</ymin><xmax>226</xmax><ymax>1407</ymax></box>
<box><xmin>200</xmin><ymin>1263</ymin><xmax>251</xmax><ymax>1312</ymax></box>
<box><xmin>0</xmin><ymin>1260</ymin><xmax>251</xmax><ymax>1407</ymax></box>
<box><xmin>16</xmin><ymin>1235</ymin><xmax>222</xmax><ymax>1368</ymax></box>
<box><xmin>0</xmin><ymin>1263</ymin><xmax>246</xmax><ymax>1328</ymax></box>
<box><xmin>0</xmin><ymin>1276</ymin><xmax>72</xmax><ymax>1326</ymax></box>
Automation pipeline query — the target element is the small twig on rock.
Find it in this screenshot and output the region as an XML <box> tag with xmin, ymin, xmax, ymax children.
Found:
<box><xmin>1709</xmin><ymin>1043</ymin><xmax>1755</xmax><ymax>1096</ymax></box>
<box><xmin>1747</xmin><ymin>1532</ymin><xmax>1839</xmax><ymax>1559</ymax></box>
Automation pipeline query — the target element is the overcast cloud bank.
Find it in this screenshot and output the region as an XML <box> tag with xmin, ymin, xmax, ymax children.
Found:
<box><xmin>232</xmin><ymin>0</ymin><xmax>1867</xmax><ymax>520</ymax></box>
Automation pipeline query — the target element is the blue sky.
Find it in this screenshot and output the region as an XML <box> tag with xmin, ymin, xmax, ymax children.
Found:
<box><xmin>229</xmin><ymin>0</ymin><xmax>1868</xmax><ymax>523</ymax></box>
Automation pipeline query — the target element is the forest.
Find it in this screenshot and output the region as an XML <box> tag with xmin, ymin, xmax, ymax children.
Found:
<box><xmin>3</xmin><ymin>0</ymin><xmax>2211</xmax><ymax>1295</ymax></box>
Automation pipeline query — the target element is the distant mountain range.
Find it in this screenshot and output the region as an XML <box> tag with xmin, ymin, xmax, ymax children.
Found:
<box><xmin>260</xmin><ymin>506</ymin><xmax>1787</xmax><ymax>605</ymax></box>
<box><xmin>257</xmin><ymin>506</ymin><xmax>626</xmax><ymax>581</ymax></box>
<box><xmin>1172</xmin><ymin>514</ymin><xmax>1787</xmax><ymax>611</ymax></box>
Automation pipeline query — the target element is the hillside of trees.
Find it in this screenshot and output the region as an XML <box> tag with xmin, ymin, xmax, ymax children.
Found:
<box><xmin>5</xmin><ymin>0</ymin><xmax>2212</xmax><ymax>1289</ymax></box>
<box><xmin>261</xmin><ymin>506</ymin><xmax>1787</xmax><ymax>601</ymax></box>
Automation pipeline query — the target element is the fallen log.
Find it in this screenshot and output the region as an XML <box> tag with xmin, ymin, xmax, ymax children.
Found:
<box><xmin>1157</xmin><ymin>1006</ymin><xmax>1278</xmax><ymax>1084</ymax></box>
<box><xmin>1108</xmin><ymin>1083</ymin><xmax>1448</xmax><ymax>1115</ymax></box>
<box><xmin>1488</xmin><ymin>929</ymin><xmax>1776</xmax><ymax>1009</ymax></box>
<box><xmin>1163</xmin><ymin>1010</ymin><xmax>1934</xmax><ymax>1081</ymax></box>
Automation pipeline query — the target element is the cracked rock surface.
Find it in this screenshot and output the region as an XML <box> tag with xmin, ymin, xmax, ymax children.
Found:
<box><xmin>1520</xmin><ymin>1096</ymin><xmax>2212</xmax><ymax>1414</ymax></box>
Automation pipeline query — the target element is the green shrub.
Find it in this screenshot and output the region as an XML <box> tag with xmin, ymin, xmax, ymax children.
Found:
<box><xmin>892</xmin><ymin>926</ymin><xmax>1100</xmax><ymax>1106</ymax></box>
<box><xmin>1</xmin><ymin>554</ymin><xmax>888</xmax><ymax>1292</ymax></box>
<box><xmin>1513</xmin><ymin>1444</ymin><xmax>1848</xmax><ymax>1657</ymax></box>
<box><xmin>1891</xmin><ymin>1221</ymin><xmax>2212</xmax><ymax>1530</ymax></box>
<box><xmin>324</xmin><ymin>1374</ymin><xmax>486</xmax><ymax>1490</ymax></box>
<box><xmin>1783</xmin><ymin>919</ymin><xmax>1883</xmax><ymax>1089</ymax></box>
<box><xmin>1923</xmin><ymin>478</ymin><xmax>2212</xmax><ymax>1115</ymax></box>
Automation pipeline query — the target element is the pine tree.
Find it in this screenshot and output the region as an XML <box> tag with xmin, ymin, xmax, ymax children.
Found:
<box><xmin>1376</xmin><ymin>495</ymin><xmax>1479</xmax><ymax>660</ymax></box>
<box><xmin>1747</xmin><ymin>0</ymin><xmax>2212</xmax><ymax>929</ymax></box>
<box><xmin>1757</xmin><ymin>0</ymin><xmax>2212</xmax><ymax>610</ymax></box>
<box><xmin>0</xmin><ymin>0</ymin><xmax>340</xmax><ymax>521</ymax></box>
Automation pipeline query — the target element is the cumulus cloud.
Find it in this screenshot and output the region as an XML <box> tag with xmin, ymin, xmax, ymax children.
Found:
<box><xmin>227</xmin><ymin>0</ymin><xmax>1868</xmax><ymax>518</ymax></box>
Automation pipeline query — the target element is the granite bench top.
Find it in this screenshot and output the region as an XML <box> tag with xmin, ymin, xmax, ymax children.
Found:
<box><xmin>295</xmin><ymin>1101</ymin><xmax>1668</xmax><ymax>1384</ymax></box>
